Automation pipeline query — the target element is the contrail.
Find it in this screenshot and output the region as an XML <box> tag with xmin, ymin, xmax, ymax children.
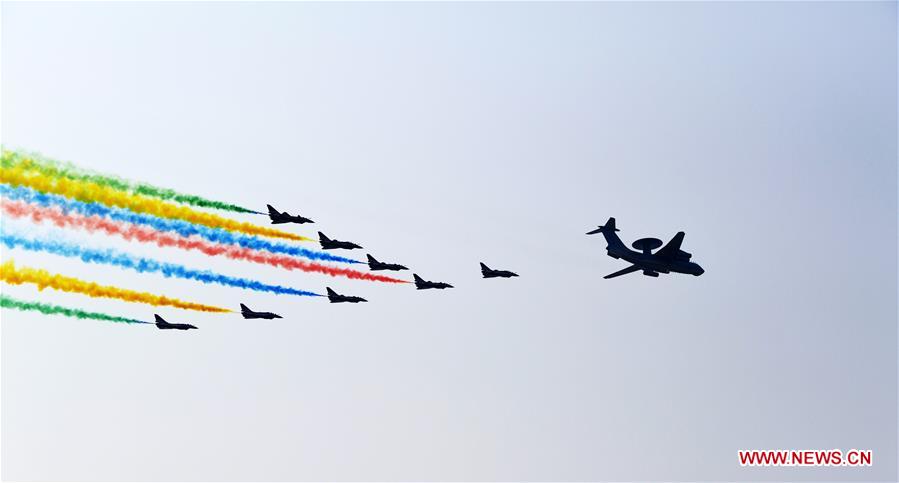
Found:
<box><xmin>0</xmin><ymin>232</ymin><xmax>324</xmax><ymax>297</ymax></box>
<box><xmin>1</xmin><ymin>294</ymin><xmax>149</xmax><ymax>325</ymax></box>
<box><xmin>0</xmin><ymin>260</ymin><xmax>231</xmax><ymax>313</ymax></box>
<box><xmin>0</xmin><ymin>165</ymin><xmax>310</xmax><ymax>242</ymax></box>
<box><xmin>0</xmin><ymin>184</ymin><xmax>361</xmax><ymax>264</ymax></box>
<box><xmin>2</xmin><ymin>148</ymin><xmax>259</xmax><ymax>214</ymax></box>
<box><xmin>2</xmin><ymin>198</ymin><xmax>407</xmax><ymax>284</ymax></box>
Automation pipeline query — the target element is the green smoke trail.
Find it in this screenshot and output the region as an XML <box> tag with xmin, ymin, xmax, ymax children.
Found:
<box><xmin>0</xmin><ymin>294</ymin><xmax>148</xmax><ymax>325</ymax></box>
<box><xmin>1</xmin><ymin>148</ymin><xmax>259</xmax><ymax>214</ymax></box>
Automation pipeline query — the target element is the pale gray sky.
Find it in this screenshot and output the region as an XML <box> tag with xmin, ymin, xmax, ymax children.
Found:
<box><xmin>1</xmin><ymin>2</ymin><xmax>896</xmax><ymax>481</ymax></box>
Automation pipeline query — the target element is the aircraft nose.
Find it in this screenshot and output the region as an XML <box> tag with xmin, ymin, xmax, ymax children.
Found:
<box><xmin>694</xmin><ymin>265</ymin><xmax>705</xmax><ymax>276</ymax></box>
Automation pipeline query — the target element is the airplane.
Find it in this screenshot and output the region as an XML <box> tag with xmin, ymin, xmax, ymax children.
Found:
<box><xmin>154</xmin><ymin>314</ymin><xmax>197</xmax><ymax>330</ymax></box>
<box><xmin>240</xmin><ymin>303</ymin><xmax>282</xmax><ymax>319</ymax></box>
<box><xmin>480</xmin><ymin>262</ymin><xmax>519</xmax><ymax>278</ymax></box>
<box><xmin>267</xmin><ymin>204</ymin><xmax>314</xmax><ymax>225</ymax></box>
<box><xmin>413</xmin><ymin>274</ymin><xmax>453</xmax><ymax>290</ymax></box>
<box><xmin>326</xmin><ymin>287</ymin><xmax>367</xmax><ymax>303</ymax></box>
<box><xmin>586</xmin><ymin>217</ymin><xmax>705</xmax><ymax>279</ymax></box>
<box><xmin>367</xmin><ymin>254</ymin><xmax>408</xmax><ymax>271</ymax></box>
<box><xmin>319</xmin><ymin>232</ymin><xmax>363</xmax><ymax>250</ymax></box>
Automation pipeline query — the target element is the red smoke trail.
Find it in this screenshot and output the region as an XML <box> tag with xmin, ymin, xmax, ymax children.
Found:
<box><xmin>1</xmin><ymin>199</ymin><xmax>409</xmax><ymax>284</ymax></box>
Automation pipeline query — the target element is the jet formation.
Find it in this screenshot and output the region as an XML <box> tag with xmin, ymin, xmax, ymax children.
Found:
<box><xmin>153</xmin><ymin>205</ymin><xmax>704</xmax><ymax>331</ymax></box>
<box><xmin>587</xmin><ymin>217</ymin><xmax>704</xmax><ymax>278</ymax></box>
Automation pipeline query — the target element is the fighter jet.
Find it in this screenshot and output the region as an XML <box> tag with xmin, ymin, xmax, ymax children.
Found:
<box><xmin>480</xmin><ymin>262</ymin><xmax>519</xmax><ymax>278</ymax></box>
<box><xmin>326</xmin><ymin>287</ymin><xmax>367</xmax><ymax>303</ymax></box>
<box><xmin>587</xmin><ymin>217</ymin><xmax>704</xmax><ymax>279</ymax></box>
<box><xmin>319</xmin><ymin>232</ymin><xmax>362</xmax><ymax>250</ymax></box>
<box><xmin>413</xmin><ymin>274</ymin><xmax>454</xmax><ymax>290</ymax></box>
<box><xmin>240</xmin><ymin>303</ymin><xmax>282</xmax><ymax>319</ymax></box>
<box><xmin>267</xmin><ymin>204</ymin><xmax>314</xmax><ymax>225</ymax></box>
<box><xmin>367</xmin><ymin>254</ymin><xmax>408</xmax><ymax>271</ymax></box>
<box><xmin>154</xmin><ymin>314</ymin><xmax>197</xmax><ymax>330</ymax></box>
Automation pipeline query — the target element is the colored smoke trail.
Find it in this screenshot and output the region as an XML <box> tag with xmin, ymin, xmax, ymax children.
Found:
<box><xmin>1</xmin><ymin>294</ymin><xmax>149</xmax><ymax>325</ymax></box>
<box><xmin>0</xmin><ymin>260</ymin><xmax>231</xmax><ymax>313</ymax></box>
<box><xmin>0</xmin><ymin>184</ymin><xmax>362</xmax><ymax>264</ymax></box>
<box><xmin>1</xmin><ymin>199</ymin><xmax>407</xmax><ymax>284</ymax></box>
<box><xmin>2</xmin><ymin>149</ymin><xmax>258</xmax><ymax>214</ymax></box>
<box><xmin>0</xmin><ymin>233</ymin><xmax>324</xmax><ymax>297</ymax></box>
<box><xmin>0</xmin><ymin>165</ymin><xmax>310</xmax><ymax>242</ymax></box>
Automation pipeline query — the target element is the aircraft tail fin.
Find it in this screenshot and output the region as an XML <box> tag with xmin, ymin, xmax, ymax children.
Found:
<box><xmin>480</xmin><ymin>262</ymin><xmax>490</xmax><ymax>274</ymax></box>
<box><xmin>413</xmin><ymin>274</ymin><xmax>424</xmax><ymax>284</ymax></box>
<box><xmin>588</xmin><ymin>217</ymin><xmax>627</xmax><ymax>253</ymax></box>
<box><xmin>367</xmin><ymin>254</ymin><xmax>377</xmax><ymax>264</ymax></box>
<box><xmin>154</xmin><ymin>314</ymin><xmax>165</xmax><ymax>324</ymax></box>
<box><xmin>240</xmin><ymin>303</ymin><xmax>250</xmax><ymax>312</ymax></box>
<box><xmin>267</xmin><ymin>204</ymin><xmax>279</xmax><ymax>216</ymax></box>
<box><xmin>586</xmin><ymin>217</ymin><xmax>621</xmax><ymax>234</ymax></box>
<box><xmin>318</xmin><ymin>232</ymin><xmax>330</xmax><ymax>242</ymax></box>
<box><xmin>326</xmin><ymin>287</ymin><xmax>337</xmax><ymax>296</ymax></box>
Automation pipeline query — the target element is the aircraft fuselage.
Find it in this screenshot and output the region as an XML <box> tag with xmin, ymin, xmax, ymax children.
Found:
<box><xmin>156</xmin><ymin>322</ymin><xmax>197</xmax><ymax>330</ymax></box>
<box><xmin>608</xmin><ymin>246</ymin><xmax>704</xmax><ymax>276</ymax></box>
<box><xmin>370</xmin><ymin>262</ymin><xmax>408</xmax><ymax>271</ymax></box>
<box><xmin>243</xmin><ymin>312</ymin><xmax>282</xmax><ymax>319</ymax></box>
<box><xmin>416</xmin><ymin>281</ymin><xmax>453</xmax><ymax>290</ymax></box>
<box><xmin>329</xmin><ymin>296</ymin><xmax>367</xmax><ymax>303</ymax></box>
<box><xmin>271</xmin><ymin>215</ymin><xmax>312</xmax><ymax>224</ymax></box>
<box><xmin>484</xmin><ymin>270</ymin><xmax>518</xmax><ymax>278</ymax></box>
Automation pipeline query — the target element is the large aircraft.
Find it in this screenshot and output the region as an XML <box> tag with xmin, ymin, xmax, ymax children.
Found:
<box><xmin>326</xmin><ymin>287</ymin><xmax>367</xmax><ymax>303</ymax></box>
<box><xmin>413</xmin><ymin>274</ymin><xmax>453</xmax><ymax>290</ymax></box>
<box><xmin>587</xmin><ymin>217</ymin><xmax>704</xmax><ymax>279</ymax></box>
<box><xmin>267</xmin><ymin>204</ymin><xmax>314</xmax><ymax>224</ymax></box>
<box><xmin>240</xmin><ymin>303</ymin><xmax>282</xmax><ymax>319</ymax></box>
<box><xmin>367</xmin><ymin>254</ymin><xmax>408</xmax><ymax>271</ymax></box>
<box><xmin>319</xmin><ymin>232</ymin><xmax>363</xmax><ymax>250</ymax></box>
<box><xmin>154</xmin><ymin>314</ymin><xmax>197</xmax><ymax>330</ymax></box>
<box><xmin>480</xmin><ymin>262</ymin><xmax>518</xmax><ymax>279</ymax></box>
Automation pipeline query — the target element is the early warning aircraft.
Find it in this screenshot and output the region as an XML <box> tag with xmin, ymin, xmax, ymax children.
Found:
<box><xmin>319</xmin><ymin>232</ymin><xmax>363</xmax><ymax>250</ymax></box>
<box><xmin>587</xmin><ymin>217</ymin><xmax>704</xmax><ymax>279</ymax></box>
<box><xmin>367</xmin><ymin>254</ymin><xmax>408</xmax><ymax>271</ymax></box>
<box><xmin>267</xmin><ymin>204</ymin><xmax>314</xmax><ymax>225</ymax></box>
<box><xmin>326</xmin><ymin>287</ymin><xmax>367</xmax><ymax>303</ymax></box>
<box><xmin>154</xmin><ymin>314</ymin><xmax>197</xmax><ymax>330</ymax></box>
<box><xmin>413</xmin><ymin>274</ymin><xmax>454</xmax><ymax>290</ymax></box>
<box><xmin>240</xmin><ymin>303</ymin><xmax>282</xmax><ymax>319</ymax></box>
<box><xmin>480</xmin><ymin>262</ymin><xmax>518</xmax><ymax>279</ymax></box>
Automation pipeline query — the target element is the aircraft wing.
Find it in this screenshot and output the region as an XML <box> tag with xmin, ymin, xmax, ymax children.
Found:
<box><xmin>654</xmin><ymin>232</ymin><xmax>685</xmax><ymax>259</ymax></box>
<box><xmin>604</xmin><ymin>265</ymin><xmax>641</xmax><ymax>279</ymax></box>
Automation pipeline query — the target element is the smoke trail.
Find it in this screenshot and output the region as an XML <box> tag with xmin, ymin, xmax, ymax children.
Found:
<box><xmin>2</xmin><ymin>199</ymin><xmax>407</xmax><ymax>284</ymax></box>
<box><xmin>2</xmin><ymin>149</ymin><xmax>258</xmax><ymax>214</ymax></box>
<box><xmin>0</xmin><ymin>184</ymin><xmax>362</xmax><ymax>264</ymax></box>
<box><xmin>0</xmin><ymin>260</ymin><xmax>231</xmax><ymax>312</ymax></box>
<box><xmin>1</xmin><ymin>232</ymin><xmax>324</xmax><ymax>297</ymax></box>
<box><xmin>0</xmin><ymin>165</ymin><xmax>310</xmax><ymax>242</ymax></box>
<box><xmin>1</xmin><ymin>294</ymin><xmax>149</xmax><ymax>324</ymax></box>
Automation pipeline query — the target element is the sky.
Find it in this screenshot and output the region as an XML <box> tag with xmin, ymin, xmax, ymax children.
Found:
<box><xmin>1</xmin><ymin>2</ymin><xmax>896</xmax><ymax>481</ymax></box>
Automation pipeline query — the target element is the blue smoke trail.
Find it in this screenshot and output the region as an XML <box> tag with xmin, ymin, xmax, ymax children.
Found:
<box><xmin>1</xmin><ymin>231</ymin><xmax>323</xmax><ymax>297</ymax></box>
<box><xmin>0</xmin><ymin>184</ymin><xmax>362</xmax><ymax>264</ymax></box>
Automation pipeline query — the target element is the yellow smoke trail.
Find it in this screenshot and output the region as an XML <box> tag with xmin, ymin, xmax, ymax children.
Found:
<box><xmin>0</xmin><ymin>260</ymin><xmax>232</xmax><ymax>313</ymax></box>
<box><xmin>0</xmin><ymin>164</ymin><xmax>311</xmax><ymax>242</ymax></box>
